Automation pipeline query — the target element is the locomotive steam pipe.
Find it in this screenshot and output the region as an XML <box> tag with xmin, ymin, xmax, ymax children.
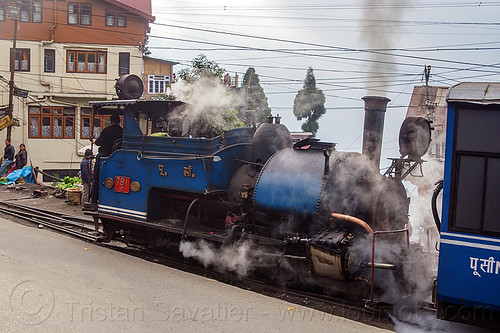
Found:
<box><xmin>330</xmin><ymin>212</ymin><xmax>374</xmax><ymax>235</ymax></box>
<box><xmin>361</xmin><ymin>96</ymin><xmax>390</xmax><ymax>168</ymax></box>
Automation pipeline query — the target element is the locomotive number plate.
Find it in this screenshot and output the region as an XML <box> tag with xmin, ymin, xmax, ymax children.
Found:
<box><xmin>114</xmin><ymin>176</ymin><xmax>131</xmax><ymax>193</ymax></box>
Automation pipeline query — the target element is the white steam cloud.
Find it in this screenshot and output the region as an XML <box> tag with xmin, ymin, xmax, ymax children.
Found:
<box><xmin>170</xmin><ymin>77</ymin><xmax>243</xmax><ymax>135</ymax></box>
<box><xmin>179</xmin><ymin>240</ymin><xmax>253</xmax><ymax>277</ymax></box>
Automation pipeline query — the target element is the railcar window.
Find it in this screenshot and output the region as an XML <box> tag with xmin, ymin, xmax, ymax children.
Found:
<box><xmin>450</xmin><ymin>107</ymin><xmax>500</xmax><ymax>236</ymax></box>
<box><xmin>454</xmin><ymin>155</ymin><xmax>484</xmax><ymax>230</ymax></box>
<box><xmin>483</xmin><ymin>158</ymin><xmax>500</xmax><ymax>233</ymax></box>
<box><xmin>456</xmin><ymin>108</ymin><xmax>500</xmax><ymax>154</ymax></box>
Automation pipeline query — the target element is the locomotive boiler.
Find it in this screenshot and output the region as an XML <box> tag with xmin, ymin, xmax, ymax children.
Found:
<box><xmin>89</xmin><ymin>76</ymin><xmax>431</xmax><ymax>302</ymax></box>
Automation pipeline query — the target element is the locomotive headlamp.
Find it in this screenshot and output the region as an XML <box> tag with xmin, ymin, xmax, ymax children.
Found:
<box><xmin>104</xmin><ymin>177</ymin><xmax>114</xmax><ymax>189</ymax></box>
<box><xmin>398</xmin><ymin>117</ymin><xmax>431</xmax><ymax>159</ymax></box>
<box><xmin>130</xmin><ymin>181</ymin><xmax>141</xmax><ymax>192</ymax></box>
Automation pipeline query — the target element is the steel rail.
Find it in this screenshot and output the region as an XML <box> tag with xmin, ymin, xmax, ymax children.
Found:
<box><xmin>0</xmin><ymin>207</ymin><xmax>97</xmax><ymax>242</ymax></box>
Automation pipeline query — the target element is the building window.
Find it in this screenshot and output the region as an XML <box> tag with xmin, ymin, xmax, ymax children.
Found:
<box><xmin>80</xmin><ymin>108</ymin><xmax>112</xmax><ymax>139</ymax></box>
<box><xmin>117</xmin><ymin>15</ymin><xmax>126</xmax><ymax>27</ymax></box>
<box><xmin>32</xmin><ymin>0</ymin><xmax>42</xmax><ymax>23</ymax></box>
<box><xmin>20</xmin><ymin>0</ymin><xmax>30</xmax><ymax>22</ymax></box>
<box><xmin>0</xmin><ymin>4</ymin><xmax>5</xmax><ymax>22</ymax></box>
<box><xmin>105</xmin><ymin>10</ymin><xmax>114</xmax><ymax>27</ymax></box>
<box><xmin>11</xmin><ymin>48</ymin><xmax>30</xmax><ymax>72</ymax></box>
<box><xmin>68</xmin><ymin>2</ymin><xmax>90</xmax><ymax>25</ymax></box>
<box><xmin>28</xmin><ymin>106</ymin><xmax>75</xmax><ymax>139</ymax></box>
<box><xmin>44</xmin><ymin>49</ymin><xmax>55</xmax><ymax>73</ymax></box>
<box><xmin>105</xmin><ymin>10</ymin><xmax>126</xmax><ymax>27</ymax></box>
<box><xmin>148</xmin><ymin>75</ymin><xmax>170</xmax><ymax>94</ymax></box>
<box><xmin>118</xmin><ymin>52</ymin><xmax>129</xmax><ymax>76</ymax></box>
<box><xmin>68</xmin><ymin>2</ymin><xmax>78</xmax><ymax>24</ymax></box>
<box><xmin>67</xmin><ymin>50</ymin><xmax>106</xmax><ymax>73</ymax></box>
<box><xmin>80</xmin><ymin>3</ymin><xmax>91</xmax><ymax>25</ymax></box>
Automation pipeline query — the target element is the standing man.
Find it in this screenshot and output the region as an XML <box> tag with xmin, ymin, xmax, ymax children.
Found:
<box><xmin>85</xmin><ymin>112</ymin><xmax>122</xmax><ymax>210</ymax></box>
<box><xmin>80</xmin><ymin>149</ymin><xmax>92</xmax><ymax>205</ymax></box>
<box><xmin>0</xmin><ymin>139</ymin><xmax>15</xmax><ymax>176</ymax></box>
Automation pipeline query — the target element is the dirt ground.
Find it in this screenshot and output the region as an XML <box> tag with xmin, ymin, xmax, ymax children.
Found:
<box><xmin>0</xmin><ymin>182</ymin><xmax>91</xmax><ymax>221</ymax></box>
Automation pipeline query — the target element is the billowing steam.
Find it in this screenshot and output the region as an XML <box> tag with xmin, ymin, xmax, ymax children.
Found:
<box><xmin>179</xmin><ymin>240</ymin><xmax>253</xmax><ymax>277</ymax></box>
<box><xmin>170</xmin><ymin>77</ymin><xmax>243</xmax><ymax>135</ymax></box>
<box><xmin>361</xmin><ymin>0</ymin><xmax>410</xmax><ymax>94</ymax></box>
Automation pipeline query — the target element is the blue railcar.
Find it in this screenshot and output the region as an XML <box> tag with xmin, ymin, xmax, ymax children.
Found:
<box><xmin>435</xmin><ymin>82</ymin><xmax>500</xmax><ymax>329</ymax></box>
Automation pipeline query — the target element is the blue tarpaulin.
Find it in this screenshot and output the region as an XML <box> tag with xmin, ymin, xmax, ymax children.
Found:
<box><xmin>0</xmin><ymin>166</ymin><xmax>35</xmax><ymax>185</ymax></box>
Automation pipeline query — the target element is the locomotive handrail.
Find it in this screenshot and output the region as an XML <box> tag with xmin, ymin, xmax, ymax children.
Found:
<box><xmin>370</xmin><ymin>228</ymin><xmax>410</xmax><ymax>303</ymax></box>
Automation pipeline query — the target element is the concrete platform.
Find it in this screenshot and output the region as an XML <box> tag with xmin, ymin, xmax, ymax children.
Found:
<box><xmin>0</xmin><ymin>217</ymin><xmax>391</xmax><ymax>332</ymax></box>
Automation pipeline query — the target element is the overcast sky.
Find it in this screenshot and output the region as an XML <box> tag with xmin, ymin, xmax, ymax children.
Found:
<box><xmin>147</xmin><ymin>0</ymin><xmax>500</xmax><ymax>168</ymax></box>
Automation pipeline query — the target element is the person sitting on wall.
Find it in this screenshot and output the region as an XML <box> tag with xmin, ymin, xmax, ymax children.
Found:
<box><xmin>84</xmin><ymin>112</ymin><xmax>122</xmax><ymax>210</ymax></box>
<box><xmin>6</xmin><ymin>143</ymin><xmax>27</xmax><ymax>175</ymax></box>
<box><xmin>0</xmin><ymin>139</ymin><xmax>15</xmax><ymax>176</ymax></box>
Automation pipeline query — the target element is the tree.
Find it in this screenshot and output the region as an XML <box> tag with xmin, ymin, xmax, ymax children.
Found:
<box><xmin>293</xmin><ymin>67</ymin><xmax>326</xmax><ymax>136</ymax></box>
<box><xmin>177</xmin><ymin>54</ymin><xmax>225</xmax><ymax>83</ymax></box>
<box><xmin>171</xmin><ymin>55</ymin><xmax>242</xmax><ymax>137</ymax></box>
<box><xmin>241</xmin><ymin>67</ymin><xmax>271</xmax><ymax>125</ymax></box>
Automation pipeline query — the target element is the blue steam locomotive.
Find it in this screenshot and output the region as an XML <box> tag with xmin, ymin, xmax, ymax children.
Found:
<box><xmin>434</xmin><ymin>82</ymin><xmax>500</xmax><ymax>329</ymax></box>
<box><xmin>88</xmin><ymin>75</ymin><xmax>431</xmax><ymax>303</ymax></box>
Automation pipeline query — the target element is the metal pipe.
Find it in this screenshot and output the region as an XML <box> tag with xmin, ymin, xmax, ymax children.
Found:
<box><xmin>331</xmin><ymin>212</ymin><xmax>373</xmax><ymax>235</ymax></box>
<box><xmin>181</xmin><ymin>198</ymin><xmax>200</xmax><ymax>239</ymax></box>
<box><xmin>362</xmin><ymin>262</ymin><xmax>396</xmax><ymax>270</ymax></box>
<box><xmin>181</xmin><ymin>197</ymin><xmax>237</xmax><ymax>239</ymax></box>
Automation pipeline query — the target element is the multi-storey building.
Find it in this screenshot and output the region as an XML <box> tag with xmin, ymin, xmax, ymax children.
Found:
<box><xmin>142</xmin><ymin>56</ymin><xmax>176</xmax><ymax>101</ymax></box>
<box><xmin>406</xmin><ymin>85</ymin><xmax>449</xmax><ymax>163</ymax></box>
<box><xmin>0</xmin><ymin>0</ymin><xmax>153</xmax><ymax>176</ymax></box>
<box><xmin>405</xmin><ymin>85</ymin><xmax>449</xmax><ymax>197</ymax></box>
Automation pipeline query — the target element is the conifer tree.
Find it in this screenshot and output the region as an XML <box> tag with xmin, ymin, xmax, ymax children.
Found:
<box><xmin>241</xmin><ymin>67</ymin><xmax>271</xmax><ymax>125</ymax></box>
<box><xmin>293</xmin><ymin>67</ymin><xmax>326</xmax><ymax>136</ymax></box>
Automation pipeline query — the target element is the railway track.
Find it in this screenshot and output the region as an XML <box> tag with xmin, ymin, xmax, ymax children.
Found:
<box><xmin>0</xmin><ymin>200</ymin><xmax>98</xmax><ymax>242</ymax></box>
<box><xmin>0</xmin><ymin>200</ymin><xmax>399</xmax><ymax>330</ymax></box>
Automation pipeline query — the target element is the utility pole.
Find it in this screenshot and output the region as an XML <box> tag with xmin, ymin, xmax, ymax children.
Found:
<box><xmin>7</xmin><ymin>5</ymin><xmax>19</xmax><ymax>141</ymax></box>
<box><xmin>424</xmin><ymin>65</ymin><xmax>435</xmax><ymax>121</ymax></box>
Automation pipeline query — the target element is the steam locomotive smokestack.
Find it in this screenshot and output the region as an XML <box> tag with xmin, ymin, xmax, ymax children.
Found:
<box><xmin>362</xmin><ymin>96</ymin><xmax>390</xmax><ymax>168</ymax></box>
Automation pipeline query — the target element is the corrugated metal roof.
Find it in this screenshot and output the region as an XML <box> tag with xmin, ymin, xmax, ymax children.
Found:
<box><xmin>89</xmin><ymin>99</ymin><xmax>139</xmax><ymax>108</ymax></box>
<box><xmin>447</xmin><ymin>82</ymin><xmax>500</xmax><ymax>104</ymax></box>
<box><xmin>89</xmin><ymin>99</ymin><xmax>185</xmax><ymax>114</ymax></box>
